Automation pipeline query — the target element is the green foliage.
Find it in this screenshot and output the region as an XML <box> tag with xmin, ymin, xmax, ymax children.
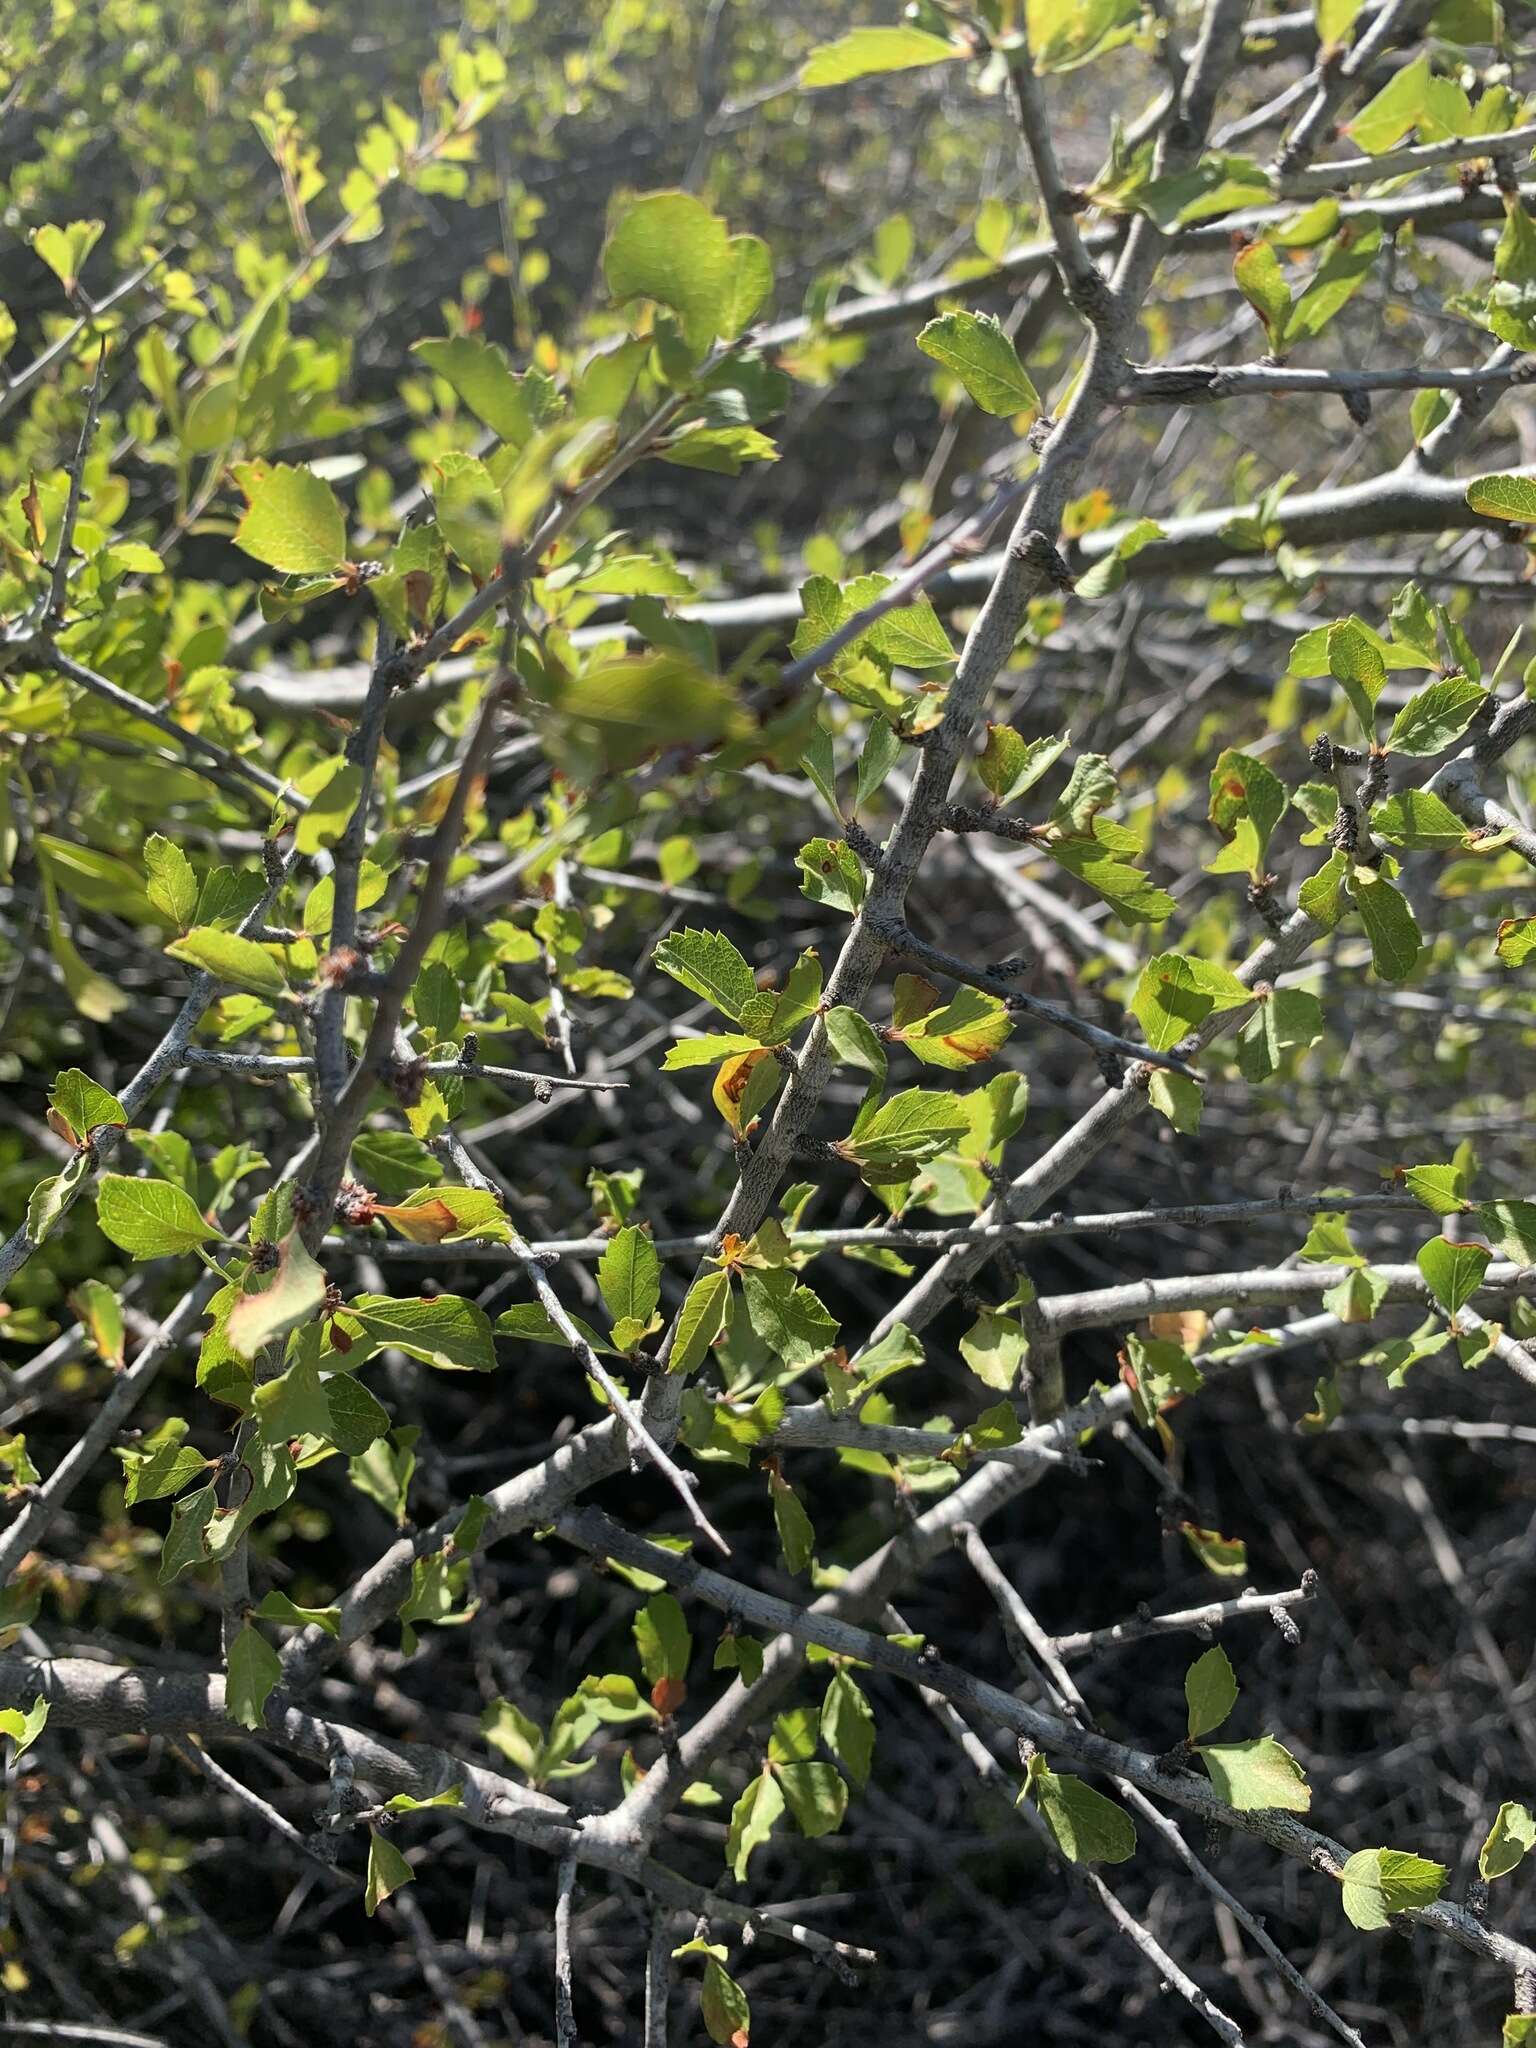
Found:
<box><xmin>4</xmin><ymin>4</ymin><xmax>1534</xmax><ymax>2034</ymax></box>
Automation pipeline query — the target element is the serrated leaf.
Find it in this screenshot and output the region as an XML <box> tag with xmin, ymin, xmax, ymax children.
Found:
<box><xmin>1416</xmin><ymin>1236</ymin><xmax>1491</xmax><ymax>1316</ymax></box>
<box><xmin>1339</xmin><ymin>1847</ymin><xmax>1446</xmax><ymax>1928</ymax></box>
<box><xmin>1350</xmin><ymin>872</ymin><xmax>1420</xmax><ymax>983</ymax></box>
<box><xmin>144</xmin><ymin>835</ymin><xmax>198</xmax><ymax>930</ymax></box>
<box><xmin>917</xmin><ymin>309</ymin><xmax>1039</xmax><ymax>417</ymax></box>
<box><xmin>348</xmin><ymin>1294</ymin><xmax>497</xmax><ymax>1371</ymax></box>
<box><xmin>977</xmin><ymin>726</ymin><xmax>1068</xmax><ymax>806</ymax></box>
<box><xmin>48</xmin><ymin>1068</ymin><xmax>127</xmax><ymax>1147</ymax></box>
<box><xmin>1370</xmin><ymin>790</ymin><xmax>1469</xmax><ymax>848</ymax></box>
<box><xmin>1025</xmin><ymin>1756</ymin><xmax>1137</xmax><ymax>1864</ymax></box>
<box><xmin>1185</xmin><ymin>1645</ymin><xmax>1239</xmax><ymax>1740</ymax></box>
<box><xmin>235</xmin><ymin>464</ymin><xmax>348</xmax><ymax>574</ymax></box>
<box><xmin>1402</xmin><ymin>1164</ymin><xmax>1470</xmax><ymax>1217</ymax></box>
<box><xmin>1200</xmin><ymin>1735</ymin><xmax>1311</xmax><ymax>1811</ymax></box>
<box><xmin>97</xmin><ymin>1174</ymin><xmax>220</xmax><ymax>1259</ymax></box>
<box><xmin>741</xmin><ymin>1266</ymin><xmax>838</xmax><ymax>1368</ymax></box>
<box><xmin>1328</xmin><ymin>619</ymin><xmax>1387</xmax><ymax>741</ymax></box>
<box><xmin>598</xmin><ymin>1225</ymin><xmax>660</xmax><ymax>1330</ymax></box>
<box><xmin>1480</xmin><ymin>1802</ymin><xmax>1536</xmax><ymax>1882</ymax></box>
<box><xmin>653</xmin><ymin>928</ymin><xmax>757</xmax><ymax>1022</ymax></box>
<box><xmin>670</xmin><ymin>1270</ymin><xmax>732</xmax><ymax>1375</ymax></box>
<box><xmin>412</xmin><ymin>335</ymin><xmax>537</xmax><ymax>445</ymax></box>
<box><xmin>1386</xmin><ymin>677</ymin><xmax>1488</xmax><ymax>757</ymax></box>
<box><xmin>604</xmin><ymin>191</ymin><xmax>732</xmax><ymax>355</ymax></box>
<box><xmin>1467</xmin><ymin>473</ymin><xmax>1536</xmax><ymax>525</ymax></box>
<box><xmin>254</xmin><ymin>1591</ymin><xmax>341</xmax><ymax>1636</ymax></box>
<box><xmin>228</xmin><ymin>1231</ymin><xmax>327</xmax><ymax>1361</ymax></box>
<box><xmin>1475</xmin><ymin>1201</ymin><xmax>1536</xmax><ymax>1266</ymax></box>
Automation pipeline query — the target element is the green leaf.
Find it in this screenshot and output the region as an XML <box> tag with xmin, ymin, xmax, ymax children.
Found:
<box><xmin>225</xmin><ymin>1622</ymin><xmax>281</xmax><ymax>1730</ymax></box>
<box><xmin>604</xmin><ymin>191</ymin><xmax>733</xmax><ymax>356</ymax></box>
<box><xmin>959</xmin><ymin>1309</ymin><xmax>1026</xmax><ymax>1392</ymax></box>
<box><xmin>1497</xmin><ymin>918</ymin><xmax>1536</xmax><ymax>966</ymax></box>
<box><xmin>725</xmin><ymin>1768</ymin><xmax>786</xmax><ymax>1880</ymax></box>
<box><xmin>1185</xmin><ymin>1645</ymin><xmax>1239</xmax><ymax>1740</ymax></box>
<box><xmin>1315</xmin><ymin>0</ymin><xmax>1362</xmax><ymax>44</ymax></box>
<box><xmin>740</xmin><ymin>948</ymin><xmax>824</xmax><ymax>1046</ymax></box>
<box><xmin>1350</xmin><ymin>872</ymin><xmax>1420</xmax><ymax>983</ymax></box>
<box><xmin>598</xmin><ymin>1226</ymin><xmax>661</xmax><ymax>1331</ymax></box>
<box><xmin>1132</xmin><ymin>952</ymin><xmax>1251</xmax><ymax>1052</ymax></box>
<box><xmin>1286</xmin><ymin>217</ymin><xmax>1382</xmax><ymax>345</ymax></box>
<box><xmin>1370</xmin><ymin>790</ymin><xmax>1469</xmax><ymax>848</ymax></box>
<box><xmin>741</xmin><ymin>1266</ymin><xmax>838</xmax><ymax>1368</ymax></box>
<box><xmin>891</xmin><ymin>985</ymin><xmax>1013</xmax><ymax>1070</ymax></box>
<box><xmin>373</xmin><ymin>1187</ymin><xmax>511</xmax><ymax>1246</ymax></box>
<box><xmin>800</xmin><ymin>26</ymin><xmax>963</xmax><ymax>88</ymax></box>
<box><xmin>652</xmin><ymin>927</ymin><xmax>757</xmax><ymax>1023</ymax></box>
<box><xmin>1386</xmin><ymin>677</ymin><xmax>1488</xmax><ymax>756</ymax></box>
<box><xmin>1339</xmin><ymin>1847</ymin><xmax>1446</xmax><ymax>1929</ymax></box>
<box><xmin>144</xmin><ymin>835</ymin><xmax>198</xmax><ymax>930</ymax></box>
<box><xmin>977</xmin><ymin>726</ymin><xmax>1068</xmax><ymax>806</ymax></box>
<box><xmin>839</xmin><ymin>1088</ymin><xmax>972</xmax><ymax>1176</ymax></box>
<box><xmin>797</xmin><ymin>838</ymin><xmax>867</xmax><ymax>915</ymax></box>
<box><xmin>634</xmin><ymin>1593</ymin><xmax>691</xmax><ymax>1684</ymax></box>
<box><xmin>1181</xmin><ymin>1523</ymin><xmax>1249</xmax><ymax>1577</ymax></box>
<box><xmin>776</xmin><ymin>1757</ymin><xmax>846</xmax><ymax>1838</ymax></box>
<box><xmin>916</xmin><ymin>310</ymin><xmax>1039</xmax><ymax>418</ymax></box>
<box><xmin>432</xmin><ymin>451</ymin><xmax>503</xmax><ymax>581</ymax></box>
<box><xmin>1297</xmin><ymin>849</ymin><xmax>1350</xmax><ymax>929</ymax></box>
<box><xmin>0</xmin><ymin>1697</ymin><xmax>48</xmax><ymax>1758</ymax></box>
<box><xmin>1208</xmin><ymin>748</ymin><xmax>1287</xmax><ymax>877</ymax></box>
<box><xmin>165</xmin><ymin>927</ymin><xmax>287</xmax><ymax>1000</ymax></box>
<box><xmin>1327</xmin><ymin>619</ymin><xmax>1387</xmax><ymax>740</ymax></box>
<box><xmin>1480</xmin><ymin>1801</ymin><xmax>1536</xmax><ymax>1882</ymax></box>
<box><xmin>1402</xmin><ymin>1164</ymin><xmax>1470</xmax><ymax>1217</ymax></box>
<box><xmin>117</xmin><ymin>1423</ymin><xmax>209</xmax><ymax>1506</ymax></box>
<box><xmin>27</xmin><ymin>1153</ymin><xmax>91</xmax><ymax>1246</ymax></box>
<box><xmin>48</xmin><ymin>1068</ymin><xmax>127</xmax><ymax>1147</ymax></box>
<box><xmin>1027</xmin><ymin>0</ymin><xmax>1142</xmax><ymax>72</ymax></box>
<box><xmin>1467</xmin><ymin>474</ymin><xmax>1536</xmax><ymax>525</ymax></box>
<box><xmin>1233</xmin><ymin>240</ymin><xmax>1291</xmax><ymax>348</ymax></box>
<box><xmin>412</xmin><ymin>335</ymin><xmax>537</xmax><ymax>445</ymax></box>
<box><xmin>29</xmin><ymin>218</ymin><xmax>103</xmax><ymax>292</ymax></box>
<box><xmin>1200</xmin><ymin>1736</ymin><xmax>1311</xmax><ymax>1812</ymax></box>
<box><xmin>670</xmin><ymin>1270</ymin><xmax>732</xmax><ymax>1375</ymax></box>
<box><xmin>97</xmin><ymin>1174</ymin><xmax>221</xmax><ymax>1259</ymax></box>
<box><xmin>254</xmin><ymin>1591</ymin><xmax>341</xmax><ymax>1636</ymax></box>
<box><xmin>228</xmin><ymin>1231</ymin><xmax>327</xmax><ymax>1361</ymax></box>
<box><xmin>293</xmin><ymin>759</ymin><xmax>364</xmax><ymax>857</ymax></box>
<box><xmin>364</xmin><ymin>1830</ymin><xmax>414</xmax><ymax>1915</ymax></box>
<box><xmin>769</xmin><ymin>1468</ymin><xmax>815</xmax><ymax>1573</ymax></box>
<box><xmin>1475</xmin><ymin>1200</ymin><xmax>1536</xmax><ymax>1266</ymax></box>
<box><xmin>1024</xmin><ymin>1755</ymin><xmax>1137</xmax><ymax>1864</ymax></box>
<box><xmin>71</xmin><ymin>1278</ymin><xmax>125</xmax><ymax>1366</ymax></box>
<box><xmin>1415</xmin><ymin>1235</ymin><xmax>1491</xmax><ymax>1316</ymax></box>
<box><xmin>348</xmin><ymin>1294</ymin><xmax>497</xmax><ymax>1372</ymax></box>
<box><xmin>821</xmin><ymin>1671</ymin><xmax>875</xmax><ymax>1788</ymax></box>
<box><xmin>699</xmin><ymin>1957</ymin><xmax>751</xmax><ymax>2047</ymax></box>
<box><xmin>1237</xmin><ymin>986</ymin><xmax>1324</xmax><ymax>1083</ymax></box>
<box><xmin>235</xmin><ymin>464</ymin><xmax>348</xmax><ymax>574</ymax></box>
<box><xmin>1346</xmin><ymin>54</ymin><xmax>1435</xmax><ymax>153</ymax></box>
